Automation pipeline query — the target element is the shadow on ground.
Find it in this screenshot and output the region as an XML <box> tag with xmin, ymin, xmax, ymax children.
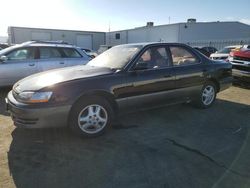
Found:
<box><xmin>233</xmin><ymin>79</ymin><xmax>250</xmax><ymax>89</ymax></box>
<box><xmin>0</xmin><ymin>87</ymin><xmax>11</xmax><ymax>116</ymax></box>
<box><xmin>7</xmin><ymin>99</ymin><xmax>250</xmax><ymax>188</ymax></box>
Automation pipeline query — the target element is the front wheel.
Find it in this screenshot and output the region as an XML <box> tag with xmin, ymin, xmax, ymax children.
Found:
<box><xmin>192</xmin><ymin>82</ymin><xmax>217</xmax><ymax>109</ymax></box>
<box><xmin>69</xmin><ymin>96</ymin><xmax>114</xmax><ymax>137</ymax></box>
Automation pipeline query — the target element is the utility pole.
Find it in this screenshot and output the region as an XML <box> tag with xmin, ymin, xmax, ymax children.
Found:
<box><xmin>108</xmin><ymin>21</ymin><xmax>111</xmax><ymax>45</ymax></box>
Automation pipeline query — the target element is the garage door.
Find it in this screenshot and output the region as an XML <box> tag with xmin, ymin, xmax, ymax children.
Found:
<box><xmin>76</xmin><ymin>35</ymin><xmax>92</xmax><ymax>49</ymax></box>
<box><xmin>31</xmin><ymin>32</ymin><xmax>51</xmax><ymax>41</ymax></box>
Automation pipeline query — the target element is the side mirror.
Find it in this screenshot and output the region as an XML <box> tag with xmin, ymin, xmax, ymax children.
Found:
<box><xmin>134</xmin><ymin>62</ymin><xmax>148</xmax><ymax>71</ymax></box>
<box><xmin>0</xmin><ymin>55</ymin><xmax>7</xmax><ymax>63</ymax></box>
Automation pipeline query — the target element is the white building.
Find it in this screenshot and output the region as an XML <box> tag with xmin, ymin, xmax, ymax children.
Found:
<box><xmin>8</xmin><ymin>26</ymin><xmax>106</xmax><ymax>51</ymax></box>
<box><xmin>7</xmin><ymin>21</ymin><xmax>250</xmax><ymax>51</ymax></box>
<box><xmin>106</xmin><ymin>21</ymin><xmax>250</xmax><ymax>49</ymax></box>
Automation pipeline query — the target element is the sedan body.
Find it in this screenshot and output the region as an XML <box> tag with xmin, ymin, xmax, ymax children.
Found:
<box><xmin>6</xmin><ymin>43</ymin><xmax>232</xmax><ymax>137</ymax></box>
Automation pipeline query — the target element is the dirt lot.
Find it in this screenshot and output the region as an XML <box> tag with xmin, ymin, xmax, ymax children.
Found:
<box><xmin>0</xmin><ymin>84</ymin><xmax>250</xmax><ymax>188</ymax></box>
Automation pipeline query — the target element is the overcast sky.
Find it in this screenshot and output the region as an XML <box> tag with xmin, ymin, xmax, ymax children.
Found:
<box><xmin>1</xmin><ymin>0</ymin><xmax>250</xmax><ymax>36</ymax></box>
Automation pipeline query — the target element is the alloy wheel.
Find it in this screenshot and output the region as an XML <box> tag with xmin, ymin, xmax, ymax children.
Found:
<box><xmin>202</xmin><ymin>85</ymin><xmax>215</xmax><ymax>106</ymax></box>
<box><xmin>78</xmin><ymin>104</ymin><xmax>108</xmax><ymax>134</ymax></box>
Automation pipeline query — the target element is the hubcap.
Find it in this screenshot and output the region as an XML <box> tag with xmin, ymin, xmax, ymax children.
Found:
<box><xmin>78</xmin><ymin>104</ymin><xmax>108</xmax><ymax>134</ymax></box>
<box><xmin>202</xmin><ymin>85</ymin><xmax>215</xmax><ymax>106</ymax></box>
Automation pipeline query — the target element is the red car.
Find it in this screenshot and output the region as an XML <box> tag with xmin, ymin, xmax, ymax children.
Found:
<box><xmin>228</xmin><ymin>45</ymin><xmax>250</xmax><ymax>82</ymax></box>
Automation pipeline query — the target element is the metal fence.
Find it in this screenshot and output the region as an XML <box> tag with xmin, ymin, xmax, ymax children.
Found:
<box><xmin>186</xmin><ymin>38</ymin><xmax>250</xmax><ymax>50</ymax></box>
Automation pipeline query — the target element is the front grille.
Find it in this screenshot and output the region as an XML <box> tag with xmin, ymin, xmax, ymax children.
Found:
<box><xmin>213</xmin><ymin>56</ymin><xmax>227</xmax><ymax>60</ymax></box>
<box><xmin>234</xmin><ymin>56</ymin><xmax>250</xmax><ymax>62</ymax></box>
<box><xmin>12</xmin><ymin>115</ymin><xmax>38</xmax><ymax>125</ymax></box>
<box><xmin>233</xmin><ymin>65</ymin><xmax>250</xmax><ymax>72</ymax></box>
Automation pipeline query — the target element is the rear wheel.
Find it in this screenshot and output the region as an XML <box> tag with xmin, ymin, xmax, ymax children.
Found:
<box><xmin>69</xmin><ymin>96</ymin><xmax>114</xmax><ymax>137</ymax></box>
<box><xmin>193</xmin><ymin>81</ymin><xmax>217</xmax><ymax>109</ymax></box>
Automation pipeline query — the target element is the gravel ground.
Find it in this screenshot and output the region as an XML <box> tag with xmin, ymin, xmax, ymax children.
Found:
<box><xmin>0</xmin><ymin>83</ymin><xmax>250</xmax><ymax>188</ymax></box>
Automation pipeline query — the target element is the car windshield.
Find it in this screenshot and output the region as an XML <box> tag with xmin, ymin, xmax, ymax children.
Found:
<box><xmin>88</xmin><ymin>45</ymin><xmax>142</xmax><ymax>69</ymax></box>
<box><xmin>217</xmin><ymin>47</ymin><xmax>235</xmax><ymax>54</ymax></box>
<box><xmin>0</xmin><ymin>45</ymin><xmax>17</xmax><ymax>56</ymax></box>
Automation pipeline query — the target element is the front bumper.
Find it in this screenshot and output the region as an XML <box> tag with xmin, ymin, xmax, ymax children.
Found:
<box><xmin>231</xmin><ymin>62</ymin><xmax>250</xmax><ymax>81</ymax></box>
<box><xmin>6</xmin><ymin>91</ymin><xmax>71</xmax><ymax>128</ymax></box>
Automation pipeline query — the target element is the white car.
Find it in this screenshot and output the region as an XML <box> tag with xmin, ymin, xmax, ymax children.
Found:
<box><xmin>210</xmin><ymin>45</ymin><xmax>242</xmax><ymax>60</ymax></box>
<box><xmin>0</xmin><ymin>41</ymin><xmax>90</xmax><ymax>87</ymax></box>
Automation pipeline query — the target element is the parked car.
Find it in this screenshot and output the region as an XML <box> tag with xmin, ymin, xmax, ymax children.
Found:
<box><xmin>0</xmin><ymin>41</ymin><xmax>90</xmax><ymax>87</ymax></box>
<box><xmin>202</xmin><ymin>46</ymin><xmax>218</xmax><ymax>55</ymax></box>
<box><xmin>210</xmin><ymin>45</ymin><xmax>242</xmax><ymax>60</ymax></box>
<box><xmin>6</xmin><ymin>42</ymin><xmax>232</xmax><ymax>137</ymax></box>
<box><xmin>228</xmin><ymin>45</ymin><xmax>250</xmax><ymax>82</ymax></box>
<box><xmin>0</xmin><ymin>43</ymin><xmax>9</xmax><ymax>49</ymax></box>
<box><xmin>193</xmin><ymin>47</ymin><xmax>210</xmax><ymax>57</ymax></box>
<box><xmin>81</xmin><ymin>48</ymin><xmax>98</xmax><ymax>58</ymax></box>
<box><xmin>193</xmin><ymin>46</ymin><xmax>217</xmax><ymax>57</ymax></box>
<box><xmin>97</xmin><ymin>45</ymin><xmax>112</xmax><ymax>54</ymax></box>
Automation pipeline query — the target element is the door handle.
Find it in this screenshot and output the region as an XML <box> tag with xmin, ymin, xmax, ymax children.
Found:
<box><xmin>60</xmin><ymin>62</ymin><xmax>65</xmax><ymax>64</ymax></box>
<box><xmin>29</xmin><ymin>63</ymin><xmax>35</xmax><ymax>66</ymax></box>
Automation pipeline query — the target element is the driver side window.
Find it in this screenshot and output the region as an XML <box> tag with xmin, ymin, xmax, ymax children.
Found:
<box><xmin>134</xmin><ymin>46</ymin><xmax>170</xmax><ymax>70</ymax></box>
<box><xmin>6</xmin><ymin>48</ymin><xmax>35</xmax><ymax>61</ymax></box>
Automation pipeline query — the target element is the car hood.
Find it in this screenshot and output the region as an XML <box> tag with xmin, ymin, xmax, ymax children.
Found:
<box><xmin>13</xmin><ymin>65</ymin><xmax>114</xmax><ymax>92</ymax></box>
<box><xmin>231</xmin><ymin>49</ymin><xmax>250</xmax><ymax>58</ymax></box>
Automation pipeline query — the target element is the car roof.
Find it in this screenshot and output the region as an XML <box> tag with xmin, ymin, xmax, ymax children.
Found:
<box><xmin>16</xmin><ymin>41</ymin><xmax>77</xmax><ymax>48</ymax></box>
<box><xmin>115</xmin><ymin>42</ymin><xmax>191</xmax><ymax>48</ymax></box>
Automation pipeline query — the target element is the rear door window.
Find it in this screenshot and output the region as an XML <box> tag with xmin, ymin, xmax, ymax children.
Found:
<box><xmin>39</xmin><ymin>47</ymin><xmax>62</xmax><ymax>59</ymax></box>
<box><xmin>169</xmin><ymin>46</ymin><xmax>199</xmax><ymax>66</ymax></box>
<box><xmin>62</xmin><ymin>48</ymin><xmax>82</xmax><ymax>58</ymax></box>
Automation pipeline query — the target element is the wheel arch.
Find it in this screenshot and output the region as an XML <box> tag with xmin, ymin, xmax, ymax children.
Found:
<box><xmin>207</xmin><ymin>78</ymin><xmax>220</xmax><ymax>92</ymax></box>
<box><xmin>69</xmin><ymin>90</ymin><xmax>119</xmax><ymax>118</ymax></box>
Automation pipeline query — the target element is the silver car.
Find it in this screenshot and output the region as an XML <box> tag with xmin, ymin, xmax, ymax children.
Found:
<box><xmin>0</xmin><ymin>41</ymin><xmax>90</xmax><ymax>87</ymax></box>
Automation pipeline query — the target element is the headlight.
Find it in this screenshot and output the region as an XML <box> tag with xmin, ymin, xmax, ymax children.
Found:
<box><xmin>17</xmin><ymin>91</ymin><xmax>53</xmax><ymax>103</ymax></box>
<box><xmin>228</xmin><ymin>56</ymin><xmax>233</xmax><ymax>62</ymax></box>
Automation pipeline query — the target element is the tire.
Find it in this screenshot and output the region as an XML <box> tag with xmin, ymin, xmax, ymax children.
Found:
<box><xmin>68</xmin><ymin>96</ymin><xmax>114</xmax><ymax>138</ymax></box>
<box><xmin>192</xmin><ymin>81</ymin><xmax>217</xmax><ymax>109</ymax></box>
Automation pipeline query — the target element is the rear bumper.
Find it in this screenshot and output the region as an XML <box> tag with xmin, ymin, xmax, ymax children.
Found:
<box><xmin>6</xmin><ymin>91</ymin><xmax>71</xmax><ymax>128</ymax></box>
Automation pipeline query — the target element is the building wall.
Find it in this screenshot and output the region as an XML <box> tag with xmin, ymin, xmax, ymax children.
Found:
<box><xmin>8</xmin><ymin>22</ymin><xmax>250</xmax><ymax>51</ymax></box>
<box><xmin>106</xmin><ymin>22</ymin><xmax>250</xmax><ymax>50</ymax></box>
<box><xmin>179</xmin><ymin>22</ymin><xmax>250</xmax><ymax>42</ymax></box>
<box><xmin>106</xmin><ymin>24</ymin><xmax>179</xmax><ymax>45</ymax></box>
<box><xmin>147</xmin><ymin>24</ymin><xmax>179</xmax><ymax>43</ymax></box>
<box><xmin>8</xmin><ymin>27</ymin><xmax>106</xmax><ymax>50</ymax></box>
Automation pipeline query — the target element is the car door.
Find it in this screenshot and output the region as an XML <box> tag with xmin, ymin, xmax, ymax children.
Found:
<box><xmin>37</xmin><ymin>47</ymin><xmax>66</xmax><ymax>72</ymax></box>
<box><xmin>0</xmin><ymin>47</ymin><xmax>38</xmax><ymax>86</ymax></box>
<box><xmin>118</xmin><ymin>45</ymin><xmax>176</xmax><ymax>110</ymax></box>
<box><xmin>169</xmin><ymin>45</ymin><xmax>205</xmax><ymax>99</ymax></box>
<box><xmin>61</xmin><ymin>47</ymin><xmax>89</xmax><ymax>67</ymax></box>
